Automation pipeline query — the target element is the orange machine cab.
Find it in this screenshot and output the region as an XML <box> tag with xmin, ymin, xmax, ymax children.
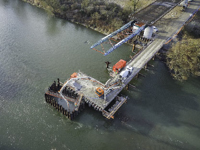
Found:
<box><xmin>112</xmin><ymin>59</ymin><xmax>126</xmax><ymax>73</ymax></box>
<box><xmin>95</xmin><ymin>87</ymin><xmax>104</xmax><ymax>97</ymax></box>
<box><xmin>70</xmin><ymin>72</ymin><xmax>77</xmax><ymax>78</ymax></box>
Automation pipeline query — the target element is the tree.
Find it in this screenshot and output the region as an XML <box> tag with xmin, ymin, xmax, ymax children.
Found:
<box><xmin>111</xmin><ymin>18</ymin><xmax>123</xmax><ymax>31</ymax></box>
<box><xmin>91</xmin><ymin>12</ymin><xmax>101</xmax><ymax>27</ymax></box>
<box><xmin>130</xmin><ymin>0</ymin><xmax>140</xmax><ymax>13</ymax></box>
<box><xmin>81</xmin><ymin>0</ymin><xmax>90</xmax><ymax>9</ymax></box>
<box><xmin>166</xmin><ymin>35</ymin><xmax>200</xmax><ymax>81</ymax></box>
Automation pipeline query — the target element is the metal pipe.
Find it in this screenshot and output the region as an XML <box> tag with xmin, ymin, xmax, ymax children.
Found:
<box><xmin>90</xmin><ymin>20</ymin><xmax>136</xmax><ymax>49</ymax></box>
<box><xmin>104</xmin><ymin>25</ymin><xmax>147</xmax><ymax>56</ymax></box>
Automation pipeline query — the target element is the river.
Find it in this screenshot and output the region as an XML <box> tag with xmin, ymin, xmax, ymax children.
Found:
<box><xmin>0</xmin><ymin>0</ymin><xmax>200</xmax><ymax>150</ymax></box>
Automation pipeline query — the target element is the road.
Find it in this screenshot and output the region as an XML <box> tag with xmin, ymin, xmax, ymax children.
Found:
<box><xmin>131</xmin><ymin>0</ymin><xmax>182</xmax><ymax>24</ymax></box>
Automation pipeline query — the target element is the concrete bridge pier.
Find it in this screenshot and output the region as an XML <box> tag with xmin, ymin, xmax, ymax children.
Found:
<box><xmin>144</xmin><ymin>64</ymin><xmax>148</xmax><ymax>70</ymax></box>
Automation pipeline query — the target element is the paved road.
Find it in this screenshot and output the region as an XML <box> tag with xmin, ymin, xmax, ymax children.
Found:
<box><xmin>131</xmin><ymin>0</ymin><xmax>182</xmax><ymax>24</ymax></box>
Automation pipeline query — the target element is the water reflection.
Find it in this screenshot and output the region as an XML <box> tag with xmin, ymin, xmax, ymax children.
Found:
<box><xmin>46</xmin><ymin>17</ymin><xmax>61</xmax><ymax>36</ymax></box>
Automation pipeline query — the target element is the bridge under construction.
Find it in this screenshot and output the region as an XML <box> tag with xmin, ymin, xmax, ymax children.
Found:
<box><xmin>90</xmin><ymin>0</ymin><xmax>183</xmax><ymax>56</ymax></box>
<box><xmin>45</xmin><ymin>0</ymin><xmax>200</xmax><ymax>120</ymax></box>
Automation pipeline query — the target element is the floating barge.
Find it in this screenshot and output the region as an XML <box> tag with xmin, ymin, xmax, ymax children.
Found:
<box><xmin>45</xmin><ymin>71</ymin><xmax>127</xmax><ymax>120</ymax></box>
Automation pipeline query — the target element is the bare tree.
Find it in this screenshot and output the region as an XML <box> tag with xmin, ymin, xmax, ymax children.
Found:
<box><xmin>130</xmin><ymin>0</ymin><xmax>140</xmax><ymax>13</ymax></box>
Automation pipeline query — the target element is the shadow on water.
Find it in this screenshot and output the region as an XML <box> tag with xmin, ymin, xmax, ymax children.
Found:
<box><xmin>73</xmin><ymin>103</ymin><xmax>189</xmax><ymax>150</ymax></box>
<box><xmin>137</xmin><ymin>65</ymin><xmax>197</xmax><ymax>123</ymax></box>
<box><xmin>60</xmin><ymin>19</ymin><xmax>69</xmax><ymax>27</ymax></box>
<box><xmin>46</xmin><ymin>17</ymin><xmax>61</xmax><ymax>36</ymax></box>
<box><xmin>1</xmin><ymin>0</ymin><xmax>24</xmax><ymax>9</ymax></box>
<box><xmin>74</xmin><ymin>23</ymin><xmax>86</xmax><ymax>31</ymax></box>
<box><xmin>13</xmin><ymin>0</ymin><xmax>27</xmax><ymax>20</ymax></box>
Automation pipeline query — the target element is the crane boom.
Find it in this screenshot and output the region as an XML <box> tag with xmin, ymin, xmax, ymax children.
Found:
<box><xmin>104</xmin><ymin>25</ymin><xmax>147</xmax><ymax>56</ymax></box>
<box><xmin>90</xmin><ymin>20</ymin><xmax>136</xmax><ymax>49</ymax></box>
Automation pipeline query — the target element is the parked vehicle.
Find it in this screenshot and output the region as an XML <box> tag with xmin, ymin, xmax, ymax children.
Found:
<box><xmin>119</xmin><ymin>66</ymin><xmax>134</xmax><ymax>82</ymax></box>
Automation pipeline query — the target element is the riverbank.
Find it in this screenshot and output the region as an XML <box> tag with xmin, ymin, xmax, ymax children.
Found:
<box><xmin>21</xmin><ymin>0</ymin><xmax>154</xmax><ymax>35</ymax></box>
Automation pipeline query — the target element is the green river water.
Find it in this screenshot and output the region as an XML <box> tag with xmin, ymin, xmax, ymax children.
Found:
<box><xmin>0</xmin><ymin>0</ymin><xmax>200</xmax><ymax>150</ymax></box>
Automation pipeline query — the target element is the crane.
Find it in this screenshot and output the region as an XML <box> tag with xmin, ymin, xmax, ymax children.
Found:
<box><xmin>90</xmin><ymin>20</ymin><xmax>147</xmax><ymax>56</ymax></box>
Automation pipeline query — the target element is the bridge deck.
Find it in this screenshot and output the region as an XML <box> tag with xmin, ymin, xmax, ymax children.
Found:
<box><xmin>130</xmin><ymin>0</ymin><xmax>182</xmax><ymax>24</ymax></box>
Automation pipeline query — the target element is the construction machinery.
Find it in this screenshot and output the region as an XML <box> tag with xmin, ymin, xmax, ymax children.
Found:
<box><xmin>95</xmin><ymin>87</ymin><xmax>104</xmax><ymax>97</ymax></box>
<box><xmin>112</xmin><ymin>59</ymin><xmax>127</xmax><ymax>73</ymax></box>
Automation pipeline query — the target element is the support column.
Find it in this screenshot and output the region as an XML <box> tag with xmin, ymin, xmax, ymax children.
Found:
<box><xmin>132</xmin><ymin>44</ymin><xmax>135</xmax><ymax>53</ymax></box>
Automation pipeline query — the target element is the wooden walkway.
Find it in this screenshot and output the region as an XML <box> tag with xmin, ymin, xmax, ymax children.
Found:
<box><xmin>102</xmin><ymin>97</ymin><xmax>127</xmax><ymax>119</ymax></box>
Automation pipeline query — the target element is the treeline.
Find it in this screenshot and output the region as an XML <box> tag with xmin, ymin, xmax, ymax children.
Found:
<box><xmin>166</xmin><ymin>12</ymin><xmax>200</xmax><ymax>81</ymax></box>
<box><xmin>166</xmin><ymin>35</ymin><xmax>200</xmax><ymax>81</ymax></box>
<box><xmin>23</xmin><ymin>0</ymin><xmax>131</xmax><ymax>33</ymax></box>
